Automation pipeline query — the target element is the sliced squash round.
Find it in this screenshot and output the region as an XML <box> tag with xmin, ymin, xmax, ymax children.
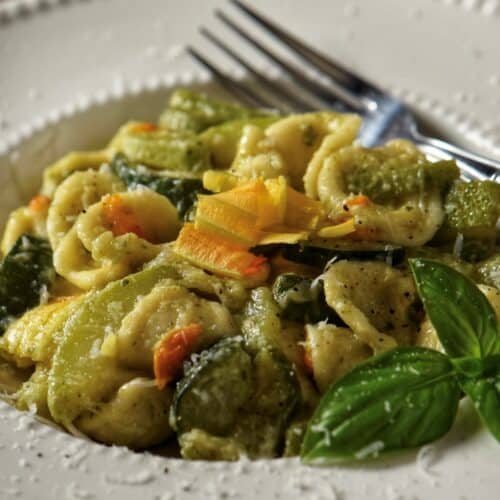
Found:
<box><xmin>171</xmin><ymin>336</ymin><xmax>301</xmax><ymax>459</ymax></box>
<box><xmin>48</xmin><ymin>266</ymin><xmax>176</xmax><ymax>428</ymax></box>
<box><xmin>170</xmin><ymin>337</ymin><xmax>253</xmax><ymax>436</ymax></box>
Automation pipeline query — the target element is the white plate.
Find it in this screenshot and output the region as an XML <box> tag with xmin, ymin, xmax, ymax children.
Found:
<box><xmin>0</xmin><ymin>1</ymin><xmax>499</xmax><ymax>499</ymax></box>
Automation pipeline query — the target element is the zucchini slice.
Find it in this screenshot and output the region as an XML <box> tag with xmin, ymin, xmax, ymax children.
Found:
<box><xmin>171</xmin><ymin>337</ymin><xmax>253</xmax><ymax>436</ymax></box>
<box><xmin>279</xmin><ymin>242</ymin><xmax>405</xmax><ymax>269</ymax></box>
<box><xmin>48</xmin><ymin>266</ymin><xmax>176</xmax><ymax>428</ymax></box>
<box><xmin>158</xmin><ymin>88</ymin><xmax>270</xmax><ymax>133</ymax></box>
<box><xmin>171</xmin><ymin>337</ymin><xmax>300</xmax><ymax>459</ymax></box>
<box><xmin>0</xmin><ymin>235</ymin><xmax>55</xmax><ymax>334</ymax></box>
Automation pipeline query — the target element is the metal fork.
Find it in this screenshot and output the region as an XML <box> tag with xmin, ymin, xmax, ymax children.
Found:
<box><xmin>187</xmin><ymin>0</ymin><xmax>500</xmax><ymax>182</ymax></box>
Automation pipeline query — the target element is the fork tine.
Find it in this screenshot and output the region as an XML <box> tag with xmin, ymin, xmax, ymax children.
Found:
<box><xmin>200</xmin><ymin>27</ymin><xmax>313</xmax><ymax>112</ymax></box>
<box><xmin>215</xmin><ymin>9</ymin><xmax>365</xmax><ymax>112</ymax></box>
<box><xmin>186</xmin><ymin>46</ymin><xmax>277</xmax><ymax>109</ymax></box>
<box><xmin>230</xmin><ymin>0</ymin><xmax>381</xmax><ymax>98</ymax></box>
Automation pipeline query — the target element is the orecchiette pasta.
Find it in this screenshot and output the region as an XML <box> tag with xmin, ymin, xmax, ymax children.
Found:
<box><xmin>322</xmin><ymin>260</ymin><xmax>418</xmax><ymax>352</ymax></box>
<box><xmin>48</xmin><ymin>170</ymin><xmax>180</xmax><ymax>290</ymax></box>
<box><xmin>115</xmin><ymin>281</ymin><xmax>238</xmax><ymax>371</ymax></box>
<box><xmin>41</xmin><ymin>150</ymin><xmax>110</xmax><ymax>197</ymax></box>
<box><xmin>230</xmin><ymin>125</ymin><xmax>288</xmax><ymax>182</ymax></box>
<box><xmin>76</xmin><ymin>378</ymin><xmax>174</xmax><ymax>449</ymax></box>
<box><xmin>311</xmin><ymin>140</ymin><xmax>449</xmax><ymax>246</ymax></box>
<box><xmin>47</xmin><ymin>169</ymin><xmax>122</xmax><ymax>250</ymax></box>
<box><xmin>230</xmin><ymin>112</ymin><xmax>362</xmax><ymax>190</ymax></box>
<box><xmin>78</xmin><ymin>190</ymin><xmax>180</xmax><ymax>262</ymax></box>
<box><xmin>305</xmin><ymin>323</ymin><xmax>371</xmax><ymax>393</ymax></box>
<box><xmin>52</xmin><ymin>225</ymin><xmax>130</xmax><ymax>291</ymax></box>
<box><xmin>302</xmin><ymin>114</ymin><xmax>362</xmax><ymax>197</ymax></box>
<box><xmin>0</xmin><ymin>89</ymin><xmax>496</xmax><ymax>461</ymax></box>
<box><xmin>266</xmin><ymin>112</ymin><xmax>361</xmax><ymax>190</ymax></box>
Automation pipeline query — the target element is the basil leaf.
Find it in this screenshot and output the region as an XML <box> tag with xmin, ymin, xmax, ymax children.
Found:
<box><xmin>410</xmin><ymin>258</ymin><xmax>500</xmax><ymax>358</ymax></box>
<box><xmin>460</xmin><ymin>363</ymin><xmax>500</xmax><ymax>442</ymax></box>
<box><xmin>301</xmin><ymin>347</ymin><xmax>460</xmax><ymax>464</ymax></box>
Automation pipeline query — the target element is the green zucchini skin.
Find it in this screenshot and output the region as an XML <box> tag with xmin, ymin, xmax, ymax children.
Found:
<box><xmin>264</xmin><ymin>243</ymin><xmax>406</xmax><ymax>269</ymax></box>
<box><xmin>116</xmin><ymin>126</ymin><xmax>213</xmax><ymax>173</ymax></box>
<box><xmin>158</xmin><ymin>88</ymin><xmax>271</xmax><ymax>133</ymax></box>
<box><xmin>345</xmin><ymin>157</ymin><xmax>458</xmax><ymax>205</ymax></box>
<box><xmin>48</xmin><ymin>265</ymin><xmax>178</xmax><ymax>428</ymax></box>
<box><xmin>170</xmin><ymin>337</ymin><xmax>300</xmax><ymax>459</ymax></box>
<box><xmin>444</xmin><ymin>180</ymin><xmax>500</xmax><ymax>237</ymax></box>
<box><xmin>0</xmin><ymin>235</ymin><xmax>55</xmax><ymax>334</ymax></box>
<box><xmin>433</xmin><ymin>180</ymin><xmax>500</xmax><ymax>261</ymax></box>
<box><xmin>272</xmin><ymin>273</ymin><xmax>344</xmax><ymax>325</ymax></box>
<box><xmin>171</xmin><ymin>337</ymin><xmax>253</xmax><ymax>437</ymax></box>
<box><xmin>111</xmin><ymin>154</ymin><xmax>209</xmax><ymax>220</ymax></box>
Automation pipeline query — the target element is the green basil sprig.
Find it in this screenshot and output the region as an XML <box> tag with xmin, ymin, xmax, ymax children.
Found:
<box><xmin>301</xmin><ymin>347</ymin><xmax>460</xmax><ymax>463</ymax></box>
<box><xmin>301</xmin><ymin>258</ymin><xmax>500</xmax><ymax>464</ymax></box>
<box><xmin>411</xmin><ymin>259</ymin><xmax>500</xmax><ymax>442</ymax></box>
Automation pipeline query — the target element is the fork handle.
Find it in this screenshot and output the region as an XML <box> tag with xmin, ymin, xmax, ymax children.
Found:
<box><xmin>411</xmin><ymin>131</ymin><xmax>500</xmax><ymax>181</ymax></box>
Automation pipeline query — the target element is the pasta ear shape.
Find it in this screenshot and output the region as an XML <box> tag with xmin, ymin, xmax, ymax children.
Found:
<box><xmin>322</xmin><ymin>260</ymin><xmax>418</xmax><ymax>353</ymax></box>
<box><xmin>312</xmin><ymin>140</ymin><xmax>453</xmax><ymax>246</ymax></box>
<box><xmin>266</xmin><ymin>112</ymin><xmax>361</xmax><ymax>190</ymax></box>
<box><xmin>49</xmin><ymin>172</ymin><xmax>181</xmax><ymax>290</ymax></box>
<box><xmin>76</xmin><ymin>378</ymin><xmax>174</xmax><ymax>449</ymax></box>
<box><xmin>115</xmin><ymin>282</ymin><xmax>237</xmax><ymax>371</ymax></box>
<box><xmin>52</xmin><ymin>226</ymin><xmax>130</xmax><ymax>291</ymax></box>
<box><xmin>305</xmin><ymin>323</ymin><xmax>370</xmax><ymax>393</ymax></box>
<box><xmin>41</xmin><ymin>151</ymin><xmax>110</xmax><ymax>197</ymax></box>
<box><xmin>230</xmin><ymin>125</ymin><xmax>288</xmax><ymax>182</ymax></box>
<box><xmin>229</xmin><ymin>112</ymin><xmax>361</xmax><ymax>191</ymax></box>
<box><xmin>47</xmin><ymin>169</ymin><xmax>122</xmax><ymax>250</ymax></box>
